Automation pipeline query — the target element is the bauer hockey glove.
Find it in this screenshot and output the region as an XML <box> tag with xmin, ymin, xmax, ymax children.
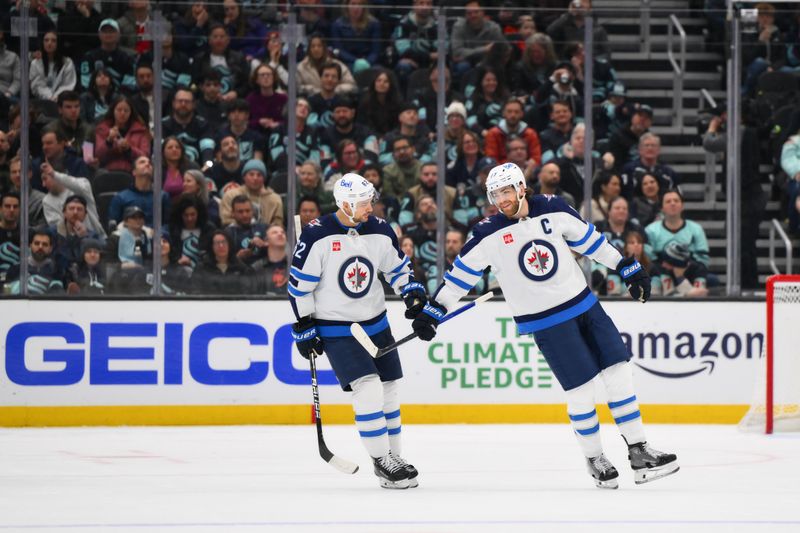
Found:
<box><xmin>400</xmin><ymin>281</ymin><xmax>427</xmax><ymax>319</ymax></box>
<box><xmin>412</xmin><ymin>300</ymin><xmax>447</xmax><ymax>341</ymax></box>
<box><xmin>292</xmin><ymin>317</ymin><xmax>324</xmax><ymax>359</ymax></box>
<box><xmin>616</xmin><ymin>256</ymin><xmax>651</xmax><ymax>303</ymax></box>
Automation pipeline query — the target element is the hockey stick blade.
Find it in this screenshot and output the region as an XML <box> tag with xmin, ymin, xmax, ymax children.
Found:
<box><xmin>350</xmin><ymin>323</ymin><xmax>380</xmax><ymax>357</ymax></box>
<box><xmin>352</xmin><ymin>292</ymin><xmax>494</xmax><ymax>358</ymax></box>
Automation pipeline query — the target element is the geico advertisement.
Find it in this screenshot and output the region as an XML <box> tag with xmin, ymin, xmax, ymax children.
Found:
<box><xmin>0</xmin><ymin>300</ymin><xmax>763</xmax><ymax>406</ymax></box>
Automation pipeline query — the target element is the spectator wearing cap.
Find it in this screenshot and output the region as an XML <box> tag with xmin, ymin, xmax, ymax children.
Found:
<box><xmin>195</xmin><ymin>69</ymin><xmax>227</xmax><ymax>131</ymax></box>
<box><xmin>608</xmin><ymin>103</ymin><xmax>653</xmax><ymax>172</ymax></box>
<box><xmin>94</xmin><ymin>95</ymin><xmax>152</xmax><ymax>173</ymax></box>
<box><xmin>39</xmin><ymin>159</ymin><xmax>105</xmax><ymax>238</ymax></box>
<box><xmin>117</xmin><ymin>205</ymin><xmax>152</xmax><ymax>272</ymax></box>
<box><xmin>411</xmin><ymin>66</ymin><xmax>465</xmax><ymax>133</ymax></box>
<box><xmin>162</xmin><ymin>88</ymin><xmax>216</xmax><ymax>168</ymax></box>
<box><xmin>246</xmin><ymin>63</ymin><xmax>288</xmax><ymax>134</ymax></box>
<box><xmin>297</xmin><ymin>38</ymin><xmax>357</xmax><ymax>99</ymax></box>
<box><xmin>620</xmin><ymin>133</ymin><xmax>678</xmax><ymax>200</ymax></box>
<box><xmin>532</xmin><ymin>161</ymin><xmax>577</xmax><ymax>208</ymax></box>
<box><xmin>546</xmin><ymin>0</ymin><xmax>609</xmax><ymax>58</ymax></box>
<box><xmin>268</xmin><ymin>97</ymin><xmax>322</xmax><ymax>173</ymax></box>
<box><xmin>108</xmin><ymin>155</ymin><xmax>171</xmax><ymax>228</ymax></box>
<box><xmin>356</xmin><ymin>69</ymin><xmax>403</xmax><ymax>137</ymax></box>
<box><xmin>442</xmin><ymin>102</ymin><xmax>469</xmax><ymax>164</ymax></box>
<box><xmin>392</xmin><ymin>0</ymin><xmax>438</xmax><ymax>87</ymax></box>
<box><xmin>330</xmin><ymin>0</ymin><xmax>382</xmax><ymax>73</ymax></box>
<box><xmin>56</xmin><ymin>0</ymin><xmax>103</xmax><ymax>62</ymax></box>
<box><xmin>52</xmin><ymin>194</ymin><xmax>103</xmax><ymax>272</ymax></box>
<box><xmin>382</xmin><ymin>136</ymin><xmax>424</xmax><ymax>200</ymax></box>
<box><xmin>656</xmin><ymin>241</ymin><xmax>709</xmax><ymax>297</ymax></box>
<box><xmin>533</xmin><ymin>62</ymin><xmax>584</xmax><ymax>128</ymax></box>
<box><xmin>207</xmin><ymin>135</ymin><xmax>245</xmax><ymax>191</ymax></box>
<box><xmin>79</xmin><ymin>18</ymin><xmax>136</xmax><ymax>91</ymax></box>
<box><xmin>3</xmin><ymin>229</ymin><xmax>64</xmax><ymax>295</ymax></box>
<box><xmin>539</xmin><ymin>100</ymin><xmax>576</xmax><ymax>163</ymax></box>
<box><xmin>65</xmin><ymin>238</ymin><xmax>106</xmax><ymax>295</ymax></box>
<box><xmin>306</xmin><ymin>61</ymin><xmax>352</xmax><ymax>130</ymax></box>
<box><xmin>450</xmin><ymin>0</ymin><xmax>505</xmax><ymax>77</ymax></box>
<box><xmin>193</xmin><ymin>23</ymin><xmax>251</xmax><ymax>103</ymax></box>
<box><xmin>379</xmin><ymin>103</ymin><xmax>434</xmax><ymax>166</ymax></box>
<box><xmin>596</xmin><ymin>82</ymin><xmax>626</xmax><ymax>141</ymax></box>
<box><xmin>513</xmin><ymin>33</ymin><xmax>557</xmax><ymax>96</ymax></box>
<box><xmin>220</xmin><ymin>159</ymin><xmax>283</xmax><ymax>227</ymax></box>
<box><xmin>217</xmin><ymin>99</ymin><xmax>266</xmax><ymax>162</ymax></box>
<box><xmin>645</xmin><ymin>189</ymin><xmax>709</xmax><ymax>267</ymax></box>
<box><xmin>484</xmin><ymin>98</ymin><xmax>542</xmax><ymax>166</ymax></box>
<box><xmin>319</xmin><ymin>96</ymin><xmax>379</xmax><ymax>164</ymax></box>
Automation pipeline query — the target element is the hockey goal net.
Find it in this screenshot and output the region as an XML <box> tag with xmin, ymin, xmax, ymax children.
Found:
<box><xmin>739</xmin><ymin>275</ymin><xmax>800</xmax><ymax>433</ymax></box>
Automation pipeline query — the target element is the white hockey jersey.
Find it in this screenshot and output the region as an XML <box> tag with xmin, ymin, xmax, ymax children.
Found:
<box><xmin>435</xmin><ymin>195</ymin><xmax>623</xmax><ymax>334</ymax></box>
<box><xmin>288</xmin><ymin>214</ymin><xmax>415</xmax><ymax>333</ymax></box>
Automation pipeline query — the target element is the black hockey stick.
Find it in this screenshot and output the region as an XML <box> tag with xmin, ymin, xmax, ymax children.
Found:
<box><xmin>294</xmin><ymin>215</ymin><xmax>359</xmax><ymax>475</ymax></box>
<box><xmin>351</xmin><ymin>292</ymin><xmax>494</xmax><ymax>358</ymax></box>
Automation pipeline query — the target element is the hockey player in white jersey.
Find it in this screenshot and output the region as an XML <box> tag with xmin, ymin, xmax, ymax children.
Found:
<box><xmin>288</xmin><ymin>174</ymin><xmax>434</xmax><ymax>489</ymax></box>
<box><xmin>415</xmin><ymin>163</ymin><xmax>679</xmax><ymax>489</ymax></box>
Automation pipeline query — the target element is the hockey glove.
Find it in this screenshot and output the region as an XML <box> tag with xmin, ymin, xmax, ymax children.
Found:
<box><xmin>400</xmin><ymin>281</ymin><xmax>427</xmax><ymax>319</ymax></box>
<box><xmin>616</xmin><ymin>256</ymin><xmax>651</xmax><ymax>303</ymax></box>
<box><xmin>292</xmin><ymin>317</ymin><xmax>324</xmax><ymax>359</ymax></box>
<box><xmin>412</xmin><ymin>300</ymin><xmax>447</xmax><ymax>341</ymax></box>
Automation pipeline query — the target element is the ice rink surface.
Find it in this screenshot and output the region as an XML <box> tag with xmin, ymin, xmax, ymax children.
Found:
<box><xmin>1</xmin><ymin>423</ymin><xmax>798</xmax><ymax>533</ymax></box>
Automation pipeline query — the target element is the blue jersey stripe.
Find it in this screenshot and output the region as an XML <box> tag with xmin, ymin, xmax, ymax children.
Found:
<box><xmin>355</xmin><ymin>411</ymin><xmax>385</xmax><ymax>422</ymax></box>
<box><xmin>568</xmin><ymin>409</ymin><xmax>597</xmax><ymax>422</ymax></box>
<box><xmin>287</xmin><ymin>285</ymin><xmax>310</xmax><ymax>298</ymax></box>
<box><xmin>389</xmin><ymin>256</ymin><xmax>410</xmax><ymax>274</ymax></box>
<box><xmin>318</xmin><ymin>315</ymin><xmax>390</xmax><ymax>338</ymax></box>
<box><xmin>566</xmin><ymin>223</ymin><xmax>595</xmax><ymax>247</ymax></box>
<box><xmin>454</xmin><ymin>256</ymin><xmax>483</xmax><ymax>277</ymax></box>
<box><xmin>516</xmin><ymin>292</ymin><xmax>598</xmax><ymax>334</ymax></box>
<box><xmin>444</xmin><ymin>272</ymin><xmax>474</xmax><ymax>291</ymax></box>
<box><xmin>608</xmin><ymin>395</ymin><xmax>637</xmax><ymax>409</ymax></box>
<box><xmin>584</xmin><ymin>235</ymin><xmax>606</xmax><ymax>256</ymax></box>
<box><xmin>290</xmin><ymin>267</ymin><xmax>320</xmax><ymax>282</ymax></box>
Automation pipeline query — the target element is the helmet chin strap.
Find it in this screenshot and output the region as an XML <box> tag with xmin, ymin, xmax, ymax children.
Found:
<box><xmin>344</xmin><ymin>202</ymin><xmax>358</xmax><ymax>225</ymax></box>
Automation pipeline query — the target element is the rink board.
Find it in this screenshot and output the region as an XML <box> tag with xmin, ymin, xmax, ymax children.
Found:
<box><xmin>0</xmin><ymin>299</ymin><xmax>763</xmax><ymax>426</ymax></box>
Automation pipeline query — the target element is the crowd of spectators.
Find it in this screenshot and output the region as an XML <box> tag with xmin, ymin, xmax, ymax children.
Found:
<box><xmin>0</xmin><ymin>0</ymin><xmax>720</xmax><ymax>297</ymax></box>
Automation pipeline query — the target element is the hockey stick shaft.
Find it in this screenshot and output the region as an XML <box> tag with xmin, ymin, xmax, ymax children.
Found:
<box><xmin>295</xmin><ymin>215</ymin><xmax>359</xmax><ymax>475</ymax></box>
<box><xmin>369</xmin><ymin>292</ymin><xmax>493</xmax><ymax>358</ymax></box>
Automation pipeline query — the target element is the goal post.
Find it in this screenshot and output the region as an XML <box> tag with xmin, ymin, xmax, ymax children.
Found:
<box><xmin>739</xmin><ymin>275</ymin><xmax>800</xmax><ymax>433</ymax></box>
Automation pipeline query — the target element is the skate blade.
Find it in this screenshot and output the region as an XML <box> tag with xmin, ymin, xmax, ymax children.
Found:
<box><xmin>634</xmin><ymin>462</ymin><xmax>680</xmax><ymax>485</ymax></box>
<box><xmin>379</xmin><ymin>478</ymin><xmax>410</xmax><ymax>490</ymax></box>
<box><xmin>594</xmin><ymin>478</ymin><xmax>619</xmax><ymax>489</ymax></box>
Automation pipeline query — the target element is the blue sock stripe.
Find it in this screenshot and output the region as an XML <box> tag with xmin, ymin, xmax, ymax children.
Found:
<box><xmin>614</xmin><ymin>410</ymin><xmax>642</xmax><ymax>425</ymax></box>
<box><xmin>575</xmin><ymin>423</ymin><xmax>600</xmax><ymax>436</ymax></box>
<box><xmin>387</xmin><ymin>427</ymin><xmax>401</xmax><ymax>435</ymax></box>
<box><xmin>568</xmin><ymin>409</ymin><xmax>597</xmax><ymax>422</ymax></box>
<box><xmin>354</xmin><ymin>411</ymin><xmax>385</xmax><ymax>422</ymax></box>
<box><xmin>359</xmin><ymin>427</ymin><xmax>388</xmax><ymax>438</ymax></box>
<box><xmin>384</xmin><ymin>409</ymin><xmax>401</xmax><ymax>420</ymax></box>
<box><xmin>608</xmin><ymin>395</ymin><xmax>637</xmax><ymax>409</ymax></box>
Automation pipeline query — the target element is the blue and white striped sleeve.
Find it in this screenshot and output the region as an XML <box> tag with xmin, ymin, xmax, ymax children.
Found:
<box><xmin>288</xmin><ymin>233</ymin><xmax>322</xmax><ymax>320</ymax></box>
<box><xmin>377</xmin><ymin>224</ymin><xmax>415</xmax><ymax>294</ymax></box>
<box><xmin>434</xmin><ymin>229</ymin><xmax>489</xmax><ymax>311</ymax></box>
<box><xmin>559</xmin><ymin>212</ymin><xmax>622</xmax><ymax>270</ymax></box>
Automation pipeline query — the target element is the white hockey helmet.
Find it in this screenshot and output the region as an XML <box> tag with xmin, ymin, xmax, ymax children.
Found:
<box><xmin>334</xmin><ymin>173</ymin><xmax>377</xmax><ymax>221</ymax></box>
<box><xmin>486</xmin><ymin>162</ymin><xmax>526</xmax><ymax>207</ymax></box>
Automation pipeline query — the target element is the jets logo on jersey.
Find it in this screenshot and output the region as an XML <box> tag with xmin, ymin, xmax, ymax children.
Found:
<box><xmin>337</xmin><ymin>256</ymin><xmax>374</xmax><ymax>298</ymax></box>
<box><xmin>518</xmin><ymin>239</ymin><xmax>559</xmax><ymax>281</ymax></box>
<box><xmin>503</xmin><ymin>233</ymin><xmax>514</xmax><ymax>244</ymax></box>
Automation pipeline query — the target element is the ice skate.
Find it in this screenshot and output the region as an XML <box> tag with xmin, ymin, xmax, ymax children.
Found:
<box><xmin>627</xmin><ymin>441</ymin><xmax>679</xmax><ymax>484</ymax></box>
<box><xmin>390</xmin><ymin>452</ymin><xmax>419</xmax><ymax>488</ymax></box>
<box><xmin>586</xmin><ymin>454</ymin><xmax>619</xmax><ymax>489</ymax></box>
<box><xmin>373</xmin><ymin>454</ymin><xmax>410</xmax><ymax>489</ymax></box>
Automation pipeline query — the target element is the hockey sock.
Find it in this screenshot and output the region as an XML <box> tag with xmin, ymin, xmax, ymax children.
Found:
<box><xmin>382</xmin><ymin>380</ymin><xmax>402</xmax><ymax>455</ymax></box>
<box><xmin>565</xmin><ymin>379</ymin><xmax>603</xmax><ymax>458</ymax></box>
<box><xmin>600</xmin><ymin>362</ymin><xmax>646</xmax><ymax>445</ymax></box>
<box><xmin>350</xmin><ymin>374</ymin><xmax>390</xmax><ymax>458</ymax></box>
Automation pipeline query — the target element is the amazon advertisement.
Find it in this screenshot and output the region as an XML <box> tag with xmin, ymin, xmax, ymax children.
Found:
<box><xmin>0</xmin><ymin>299</ymin><xmax>762</xmax><ymax>424</ymax></box>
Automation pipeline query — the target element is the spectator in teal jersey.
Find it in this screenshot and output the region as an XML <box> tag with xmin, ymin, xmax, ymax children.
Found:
<box><xmin>644</xmin><ymin>189</ymin><xmax>709</xmax><ymax>267</ymax></box>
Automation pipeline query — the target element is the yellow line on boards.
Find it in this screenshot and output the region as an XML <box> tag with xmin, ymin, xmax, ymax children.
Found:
<box><xmin>0</xmin><ymin>404</ymin><xmax>749</xmax><ymax>427</ymax></box>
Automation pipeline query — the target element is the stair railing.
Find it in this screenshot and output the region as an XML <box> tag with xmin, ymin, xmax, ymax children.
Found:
<box><xmin>667</xmin><ymin>14</ymin><xmax>687</xmax><ymax>130</ymax></box>
<box><xmin>769</xmin><ymin>219</ymin><xmax>794</xmax><ymax>275</ymax></box>
<box><xmin>641</xmin><ymin>0</ymin><xmax>651</xmax><ymax>57</ymax></box>
<box><xmin>698</xmin><ymin>88</ymin><xmax>719</xmax><ymax>205</ymax></box>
